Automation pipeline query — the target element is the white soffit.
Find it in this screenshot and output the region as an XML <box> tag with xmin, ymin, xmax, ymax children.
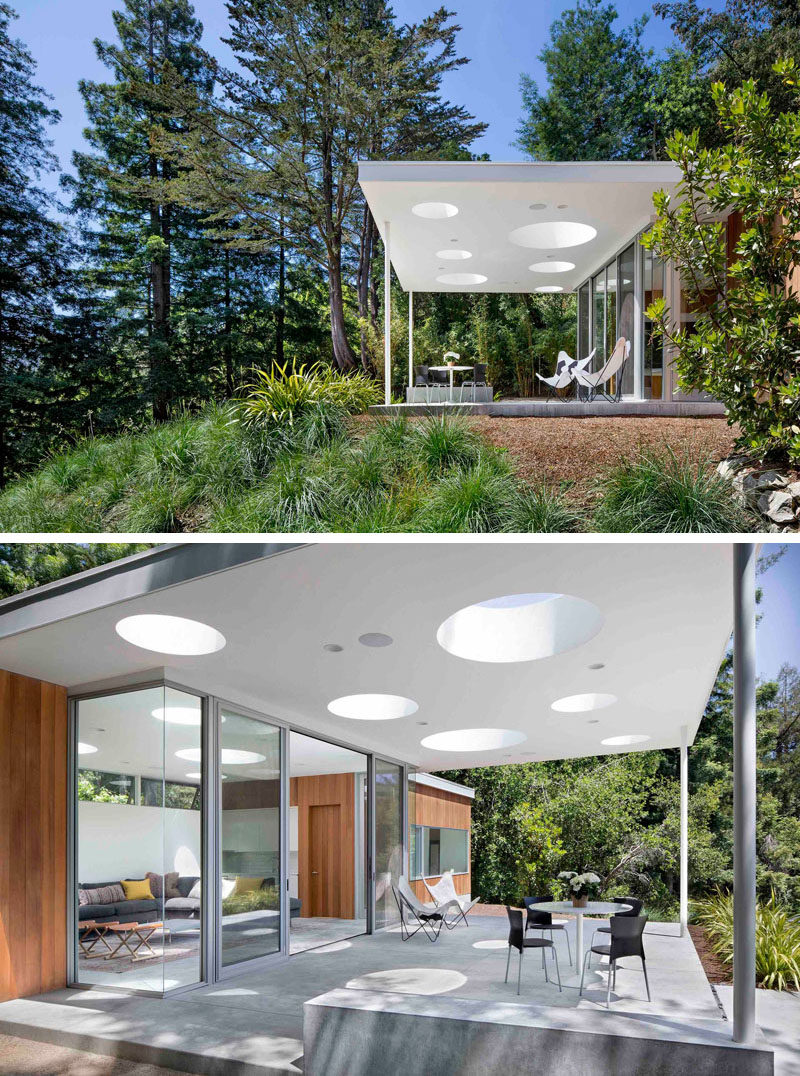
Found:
<box><xmin>358</xmin><ymin>161</ymin><xmax>681</xmax><ymax>294</ymax></box>
<box><xmin>0</xmin><ymin>542</ymin><xmax>731</xmax><ymax>771</ymax></box>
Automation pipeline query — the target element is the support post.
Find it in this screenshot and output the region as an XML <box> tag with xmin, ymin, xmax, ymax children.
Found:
<box><xmin>384</xmin><ymin>221</ymin><xmax>391</xmax><ymax>406</ymax></box>
<box><xmin>408</xmin><ymin>290</ymin><xmax>414</xmax><ymax>402</ymax></box>
<box><xmin>733</xmin><ymin>542</ymin><xmax>756</xmax><ymax>1045</ymax></box>
<box><xmin>679</xmin><ymin>724</ymin><xmax>688</xmax><ymax>938</ymax></box>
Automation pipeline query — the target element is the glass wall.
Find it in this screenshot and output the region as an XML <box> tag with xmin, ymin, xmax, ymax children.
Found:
<box><xmin>220</xmin><ymin>709</ymin><xmax>282</xmax><ymax>968</ymax></box>
<box><xmin>374</xmin><ymin>758</ymin><xmax>403</xmax><ymax>929</ymax></box>
<box><xmin>618</xmin><ymin>244</ymin><xmax>636</xmax><ymax>395</ymax></box>
<box><xmin>75</xmin><ymin>686</ymin><xmax>203</xmax><ymax>992</ymax></box>
<box><xmin>643</xmin><ymin>247</ymin><xmax>664</xmax><ymax>399</ymax></box>
<box><xmin>410</xmin><ymin>826</ymin><xmax>469</xmax><ymax>879</ymax></box>
<box><xmin>577</xmin><ymin>281</ymin><xmax>591</xmax><ymax>361</ymax></box>
<box><xmin>592</xmin><ymin>270</ymin><xmax>607</xmax><ymax>371</ymax></box>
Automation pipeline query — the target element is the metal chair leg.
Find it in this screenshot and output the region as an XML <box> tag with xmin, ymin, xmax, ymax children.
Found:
<box><xmin>543</xmin><ymin>947</ymin><xmax>549</xmax><ymax>983</ymax></box>
<box><xmin>642</xmin><ymin>958</ymin><xmax>651</xmax><ymax>1002</ymax></box>
<box><xmin>517</xmin><ymin>948</ymin><xmax>523</xmax><ymax>995</ymax></box>
<box><xmin>607</xmin><ymin>959</ymin><xmax>614</xmax><ymax>1008</ymax></box>
<box><xmin>564</xmin><ymin>928</ymin><xmax>572</xmax><ymax>966</ymax></box>
<box><xmin>552</xmin><ymin>947</ymin><xmax>562</xmax><ymax>992</ymax></box>
<box><xmin>505</xmin><ymin>945</ymin><xmax>511</xmax><ymax>983</ymax></box>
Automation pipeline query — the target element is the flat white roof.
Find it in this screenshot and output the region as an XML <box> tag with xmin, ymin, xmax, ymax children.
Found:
<box><xmin>0</xmin><ymin>542</ymin><xmax>731</xmax><ymax>772</ymax></box>
<box><xmin>411</xmin><ymin>772</ymin><xmax>475</xmax><ymax>800</ymax></box>
<box><xmin>358</xmin><ymin>160</ymin><xmax>680</xmax><ymax>294</ymax></box>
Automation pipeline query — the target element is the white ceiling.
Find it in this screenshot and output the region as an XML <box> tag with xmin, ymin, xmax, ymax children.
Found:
<box><xmin>358</xmin><ymin>161</ymin><xmax>680</xmax><ymax>294</ymax></box>
<box><xmin>0</xmin><ymin>542</ymin><xmax>732</xmax><ymax>772</ymax></box>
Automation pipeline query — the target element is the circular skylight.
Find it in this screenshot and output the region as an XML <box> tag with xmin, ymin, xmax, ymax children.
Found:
<box><xmin>601</xmin><ymin>734</ymin><xmax>650</xmax><ymax>747</ymax></box>
<box><xmin>412</xmin><ymin>201</ymin><xmax>458</xmax><ymax>219</ymax></box>
<box><xmin>116</xmin><ymin>614</ymin><xmax>226</xmax><ymax>656</ymax></box>
<box><xmin>509</xmin><ymin>221</ymin><xmax>597</xmax><ymax>249</ymax></box>
<box><xmin>437</xmin><ymin>592</ymin><xmax>603</xmax><ymax>663</ymax></box>
<box><xmin>327</xmin><ymin>694</ymin><xmax>418</xmax><ymax>720</ymax></box>
<box><xmin>529</xmin><ymin>260</ymin><xmax>574</xmax><ymax>273</ymax></box>
<box><xmin>534</xmin><ymin>285</ymin><xmax>563</xmax><ymax>293</ymax></box>
<box><xmin>436</xmin><ymin>249</ymin><xmax>472</xmax><ymax>260</ymax></box>
<box><xmin>551</xmin><ymin>693</ymin><xmax>618</xmax><ymax>713</ymax></box>
<box><xmin>78</xmin><ymin>742</ymin><xmax>98</xmax><ymax>755</ymax></box>
<box><xmin>152</xmin><ymin>706</ymin><xmax>202</xmax><ymax>725</ymax></box>
<box><xmin>421</xmin><ymin>728</ymin><xmax>527</xmax><ymax>752</ymax></box>
<box><xmin>436</xmin><ymin>272</ymin><xmax>488</xmax><ymax>286</ymax></box>
<box><xmin>176</xmin><ymin>748</ymin><xmax>265</xmax><ymax>764</ymax></box>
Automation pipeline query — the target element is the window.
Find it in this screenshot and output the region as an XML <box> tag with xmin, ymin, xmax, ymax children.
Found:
<box><xmin>577</xmin><ymin>281</ymin><xmax>591</xmax><ymax>361</ymax></box>
<box><xmin>592</xmin><ymin>271</ymin><xmax>606</xmax><ymax>370</ymax></box>
<box><xmin>643</xmin><ymin>246</ymin><xmax>664</xmax><ymax>399</ymax></box>
<box><xmin>618</xmin><ymin>244</ymin><xmax>635</xmax><ymax>395</ymax></box>
<box><xmin>78</xmin><ymin>769</ymin><xmax>134</xmax><ymax>804</ymax></box>
<box><xmin>410</xmin><ymin>825</ymin><xmax>468</xmax><ymax>878</ymax></box>
<box><xmin>141</xmin><ymin>778</ymin><xmax>200</xmax><ymax>811</ymax></box>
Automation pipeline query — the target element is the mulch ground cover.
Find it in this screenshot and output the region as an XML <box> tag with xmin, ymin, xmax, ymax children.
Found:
<box><xmin>688</xmin><ymin>924</ymin><xmax>732</xmax><ymax>984</ymax></box>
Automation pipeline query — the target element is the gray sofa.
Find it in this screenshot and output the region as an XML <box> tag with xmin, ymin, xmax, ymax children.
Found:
<box><xmin>78</xmin><ymin>876</ymin><xmax>199</xmax><ymax>924</ymax></box>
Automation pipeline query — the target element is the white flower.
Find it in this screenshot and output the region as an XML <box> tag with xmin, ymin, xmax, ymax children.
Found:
<box><xmin>558</xmin><ymin>871</ymin><xmax>576</xmax><ymax>880</ymax></box>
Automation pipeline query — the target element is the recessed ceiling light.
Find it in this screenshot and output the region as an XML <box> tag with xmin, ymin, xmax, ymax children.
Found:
<box><xmin>78</xmin><ymin>742</ymin><xmax>98</xmax><ymax>755</ymax></box>
<box><xmin>437</xmin><ymin>592</ymin><xmax>603</xmax><ymax>663</ymax></box>
<box><xmin>115</xmin><ymin>614</ymin><xmax>225</xmax><ymax>656</ymax></box>
<box><xmin>151</xmin><ymin>706</ymin><xmax>202</xmax><ymax>725</ymax></box>
<box><xmin>436</xmin><ymin>249</ymin><xmax>472</xmax><ymax>260</ymax></box>
<box><xmin>589</xmin><ymin>663</ymin><xmax>605</xmax><ymax>670</ymax></box>
<box><xmin>601</xmin><ymin>734</ymin><xmax>651</xmax><ymax>747</ymax></box>
<box><xmin>421</xmin><ymin>728</ymin><xmax>527</xmax><ymax>752</ymax></box>
<box><xmin>529</xmin><ymin>261</ymin><xmax>575</xmax><ymax>274</ymax></box>
<box><xmin>436</xmin><ymin>272</ymin><xmax>488</xmax><ymax>286</ymax></box>
<box><xmin>176</xmin><ymin>748</ymin><xmax>265</xmax><ymax>764</ymax></box>
<box><xmin>327</xmin><ymin>694</ymin><xmax>418</xmax><ymax>720</ymax></box>
<box><xmin>323</xmin><ymin>643</ymin><xmax>343</xmax><ymax>652</ymax></box>
<box><xmin>416</xmin><ymin>721</ymin><xmax>429</xmax><ymax>726</ymax></box>
<box><xmin>529</xmin><ymin>202</ymin><xmax>547</xmax><ymax>210</ymax></box>
<box><xmin>412</xmin><ymin>201</ymin><xmax>458</xmax><ymax>219</ymax></box>
<box><xmin>358</xmin><ymin>633</ymin><xmax>393</xmax><ymax>648</ymax></box>
<box><xmin>509</xmin><ymin>221</ymin><xmax>597</xmax><ymax>249</ymax></box>
<box><xmin>535</xmin><ymin>285</ymin><xmax>563</xmax><ymax>293</ymax></box>
<box><xmin>587</xmin><ymin>720</ymin><xmax>600</xmax><ymax>725</ymax></box>
<box><xmin>450</xmin><ymin>238</ymin><xmax>460</xmax><ymax>243</ymax></box>
<box><xmin>557</xmin><ymin>203</ymin><xmax>568</xmax><ymax>209</ymax></box>
<box><xmin>551</xmin><ymin>693</ymin><xmax>617</xmax><ymax>713</ymax></box>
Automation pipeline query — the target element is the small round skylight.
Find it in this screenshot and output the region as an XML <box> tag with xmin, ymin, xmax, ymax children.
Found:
<box><xmin>529</xmin><ymin>202</ymin><xmax>547</xmax><ymax>210</ymax></box>
<box><xmin>78</xmin><ymin>742</ymin><xmax>98</xmax><ymax>755</ymax></box>
<box><xmin>358</xmin><ymin>633</ymin><xmax>393</xmax><ymax>648</ymax></box>
<box><xmin>535</xmin><ymin>285</ymin><xmax>563</xmax><ymax>293</ymax></box>
<box><xmin>327</xmin><ymin>694</ymin><xmax>418</xmax><ymax>720</ymax></box>
<box><xmin>412</xmin><ymin>202</ymin><xmax>458</xmax><ymax>219</ymax></box>
<box><xmin>509</xmin><ymin>221</ymin><xmax>597</xmax><ymax>249</ymax></box>
<box><xmin>116</xmin><ymin>614</ymin><xmax>225</xmax><ymax>656</ymax></box>
<box><xmin>551</xmin><ymin>693</ymin><xmax>618</xmax><ymax>713</ymax></box>
<box><xmin>152</xmin><ymin>706</ymin><xmax>202</xmax><ymax>725</ymax></box>
<box><xmin>436</xmin><ymin>249</ymin><xmax>472</xmax><ymax>260</ymax></box>
<box><xmin>529</xmin><ymin>261</ymin><xmax>574</xmax><ymax>274</ymax></box>
<box><xmin>601</xmin><ymin>734</ymin><xmax>651</xmax><ymax>747</ymax></box>
<box><xmin>437</xmin><ymin>592</ymin><xmax>603</xmax><ymax>663</ymax></box>
<box><xmin>436</xmin><ymin>272</ymin><xmax>487</xmax><ymax>286</ymax></box>
<box><xmin>421</xmin><ymin>728</ymin><xmax>526</xmax><ymax>752</ymax></box>
<box><xmin>176</xmin><ymin>748</ymin><xmax>265</xmax><ymax>764</ymax></box>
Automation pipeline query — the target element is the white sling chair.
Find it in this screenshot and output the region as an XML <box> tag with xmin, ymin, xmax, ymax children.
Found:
<box><xmin>573</xmin><ymin>338</ymin><xmax>630</xmax><ymax>402</ymax></box>
<box><xmin>393</xmin><ymin>876</ymin><xmax>461</xmax><ymax>942</ymax></box>
<box><xmin>536</xmin><ymin>348</ymin><xmax>595</xmax><ymax>400</ymax></box>
<box><xmin>423</xmin><ymin>869</ymin><xmax>481</xmax><ymax>927</ymax></box>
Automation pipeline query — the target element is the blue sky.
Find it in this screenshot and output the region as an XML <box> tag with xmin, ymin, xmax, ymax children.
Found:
<box><xmin>757</xmin><ymin>545</ymin><xmax>800</xmax><ymax>681</ymax></box>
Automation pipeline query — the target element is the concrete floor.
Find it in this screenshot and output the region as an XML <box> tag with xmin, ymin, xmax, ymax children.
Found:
<box><xmin>0</xmin><ymin>1033</ymin><xmax>191</xmax><ymax>1076</ymax></box>
<box><xmin>717</xmin><ymin>985</ymin><xmax>800</xmax><ymax>1076</ymax></box>
<box><xmin>0</xmin><ymin>915</ymin><xmax>772</xmax><ymax>1075</ymax></box>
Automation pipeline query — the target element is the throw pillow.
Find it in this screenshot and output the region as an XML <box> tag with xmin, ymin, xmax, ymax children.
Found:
<box><xmin>79</xmin><ymin>883</ymin><xmax>124</xmax><ymax>906</ymax></box>
<box><xmin>164</xmin><ymin>871</ymin><xmax>181</xmax><ymax>899</ymax></box>
<box><xmin>145</xmin><ymin>872</ymin><xmax>163</xmax><ymax>899</ymax></box>
<box><xmin>120</xmin><ymin>878</ymin><xmax>154</xmax><ymax>901</ymax></box>
<box><xmin>232</xmin><ymin>876</ymin><xmax>264</xmax><ymax>897</ymax></box>
<box><xmin>188</xmin><ymin>879</ymin><xmax>202</xmax><ymax>900</ymax></box>
<box><xmin>221</xmin><ymin>877</ymin><xmax>235</xmax><ymax>899</ymax></box>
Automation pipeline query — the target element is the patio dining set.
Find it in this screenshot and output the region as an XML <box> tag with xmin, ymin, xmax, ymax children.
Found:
<box><xmin>393</xmin><ymin>874</ymin><xmax>650</xmax><ymax>1009</ymax></box>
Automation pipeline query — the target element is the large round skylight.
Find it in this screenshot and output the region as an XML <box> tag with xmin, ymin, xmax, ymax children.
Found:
<box><xmin>116</xmin><ymin>614</ymin><xmax>226</xmax><ymax>656</ymax></box>
<box><xmin>601</xmin><ymin>734</ymin><xmax>650</xmax><ymax>747</ymax></box>
<box><xmin>529</xmin><ymin>261</ymin><xmax>574</xmax><ymax>273</ymax></box>
<box><xmin>412</xmin><ymin>202</ymin><xmax>458</xmax><ymax>219</ymax></box>
<box><xmin>551</xmin><ymin>693</ymin><xmax>618</xmax><ymax>713</ymax></box>
<box><xmin>176</xmin><ymin>748</ymin><xmax>265</xmax><ymax>764</ymax></box>
<box><xmin>436</xmin><ymin>272</ymin><xmax>488</xmax><ymax>286</ymax></box>
<box><xmin>437</xmin><ymin>592</ymin><xmax>603</xmax><ymax>663</ymax></box>
<box><xmin>78</xmin><ymin>742</ymin><xmax>98</xmax><ymax>755</ymax></box>
<box><xmin>152</xmin><ymin>706</ymin><xmax>202</xmax><ymax>725</ymax></box>
<box><xmin>327</xmin><ymin>694</ymin><xmax>418</xmax><ymax>721</ymax></box>
<box><xmin>436</xmin><ymin>249</ymin><xmax>472</xmax><ymax>260</ymax></box>
<box><xmin>534</xmin><ymin>285</ymin><xmax>563</xmax><ymax>293</ymax></box>
<box><xmin>509</xmin><ymin>221</ymin><xmax>597</xmax><ymax>249</ymax></box>
<box><xmin>421</xmin><ymin>728</ymin><xmax>526</xmax><ymax>752</ymax></box>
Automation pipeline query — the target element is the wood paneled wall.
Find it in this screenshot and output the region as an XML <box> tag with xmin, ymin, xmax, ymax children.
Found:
<box><xmin>290</xmin><ymin>773</ymin><xmax>357</xmax><ymax>918</ymax></box>
<box><xmin>0</xmin><ymin>670</ymin><xmax>68</xmax><ymax>1001</ymax></box>
<box><xmin>409</xmin><ymin>783</ymin><xmax>472</xmax><ymax>904</ymax></box>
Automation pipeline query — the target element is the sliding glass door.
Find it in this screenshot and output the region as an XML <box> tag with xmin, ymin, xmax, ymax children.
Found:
<box><xmin>374</xmin><ymin>758</ymin><xmax>403</xmax><ymax>929</ymax></box>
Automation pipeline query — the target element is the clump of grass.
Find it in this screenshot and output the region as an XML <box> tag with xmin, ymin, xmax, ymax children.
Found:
<box><xmin>591</xmin><ymin>448</ymin><xmax>756</xmax><ymax>533</ymax></box>
<box><xmin>411</xmin><ymin>414</ymin><xmax>483</xmax><ymax>475</ymax></box>
<box><xmin>414</xmin><ymin>454</ymin><xmax>517</xmax><ymax>532</ymax></box>
<box><xmin>501</xmin><ymin>484</ymin><xmax>584</xmax><ymax>533</ymax></box>
<box><xmin>239</xmin><ymin>361</ymin><xmax>380</xmax><ymax>427</ymax></box>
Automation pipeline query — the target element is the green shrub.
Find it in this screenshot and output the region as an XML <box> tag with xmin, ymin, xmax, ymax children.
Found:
<box><xmin>239</xmin><ymin>361</ymin><xmax>380</xmax><ymax>427</ymax></box>
<box><xmin>415</xmin><ymin>454</ymin><xmax>517</xmax><ymax>532</ymax></box>
<box><xmin>693</xmin><ymin>888</ymin><xmax>800</xmax><ymax>991</ymax></box>
<box><xmin>411</xmin><ymin>414</ymin><xmax>483</xmax><ymax>475</ymax></box>
<box><xmin>502</xmin><ymin>484</ymin><xmax>584</xmax><ymax>533</ymax></box>
<box><xmin>221</xmin><ymin>885</ymin><xmax>280</xmax><ymax>916</ymax></box>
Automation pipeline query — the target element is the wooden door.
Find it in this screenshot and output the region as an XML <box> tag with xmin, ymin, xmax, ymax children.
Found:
<box><xmin>309</xmin><ymin>804</ymin><xmax>341</xmax><ymax>917</ymax></box>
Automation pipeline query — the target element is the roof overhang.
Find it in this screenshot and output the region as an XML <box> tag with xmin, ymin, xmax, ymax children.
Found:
<box><xmin>358</xmin><ymin>160</ymin><xmax>681</xmax><ymax>294</ymax></box>
<box><xmin>0</xmin><ymin>542</ymin><xmax>732</xmax><ymax>772</ymax></box>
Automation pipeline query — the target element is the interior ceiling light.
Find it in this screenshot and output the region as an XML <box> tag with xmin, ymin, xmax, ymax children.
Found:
<box><xmin>535</xmin><ymin>285</ymin><xmax>563</xmax><ymax>293</ymax></box>
<box><xmin>412</xmin><ymin>201</ymin><xmax>458</xmax><ymax>219</ymax></box>
<box><xmin>176</xmin><ymin>748</ymin><xmax>265</xmax><ymax>764</ymax></box>
<box><xmin>421</xmin><ymin>728</ymin><xmax>527</xmax><ymax>752</ymax></box>
<box><xmin>509</xmin><ymin>221</ymin><xmax>597</xmax><ymax>249</ymax></box>
<box><xmin>116</xmin><ymin>614</ymin><xmax>225</xmax><ymax>656</ymax></box>
<box><xmin>78</xmin><ymin>742</ymin><xmax>98</xmax><ymax>755</ymax></box>
<box><xmin>436</xmin><ymin>249</ymin><xmax>472</xmax><ymax>260</ymax></box>
<box><xmin>557</xmin><ymin>203</ymin><xmax>568</xmax><ymax>209</ymax></box>
<box><xmin>358</xmin><ymin>633</ymin><xmax>393</xmax><ymax>648</ymax></box>
<box><xmin>601</xmin><ymin>734</ymin><xmax>651</xmax><ymax>747</ymax></box>
<box><xmin>436</xmin><ymin>272</ymin><xmax>487</xmax><ymax>286</ymax></box>
<box><xmin>323</xmin><ymin>643</ymin><xmax>344</xmax><ymax>652</ymax></box>
<box><xmin>327</xmin><ymin>694</ymin><xmax>418</xmax><ymax>720</ymax></box>
<box><xmin>589</xmin><ymin>662</ymin><xmax>605</xmax><ymax>670</ymax></box>
<box><xmin>551</xmin><ymin>693</ymin><xmax>618</xmax><ymax>713</ymax></box>
<box><xmin>152</xmin><ymin>706</ymin><xmax>202</xmax><ymax>725</ymax></box>
<box><xmin>437</xmin><ymin>592</ymin><xmax>603</xmax><ymax>663</ymax></box>
<box><xmin>529</xmin><ymin>202</ymin><xmax>547</xmax><ymax>210</ymax></box>
<box><xmin>529</xmin><ymin>260</ymin><xmax>574</xmax><ymax>274</ymax></box>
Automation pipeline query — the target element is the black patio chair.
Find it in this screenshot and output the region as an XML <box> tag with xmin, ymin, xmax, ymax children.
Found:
<box><xmin>505</xmin><ymin>906</ymin><xmax>561</xmax><ymax>995</ymax></box>
<box><xmin>458</xmin><ymin>363</ymin><xmax>488</xmax><ymax>403</ymax></box>
<box><xmin>580</xmin><ymin>913</ymin><xmax>650</xmax><ymax>1008</ymax></box>
<box><xmin>523</xmin><ymin>896</ymin><xmax>572</xmax><ymax>965</ymax></box>
<box><xmin>589</xmin><ymin>896</ymin><xmax>643</xmax><ymax>961</ymax></box>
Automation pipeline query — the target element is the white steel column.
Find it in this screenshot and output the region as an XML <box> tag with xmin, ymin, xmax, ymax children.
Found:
<box><xmin>679</xmin><ymin>724</ymin><xmax>688</xmax><ymax>938</ymax></box>
<box><xmin>384</xmin><ymin>221</ymin><xmax>391</xmax><ymax>406</ymax></box>
<box><xmin>408</xmin><ymin>290</ymin><xmax>414</xmax><ymax>399</ymax></box>
<box><xmin>733</xmin><ymin>542</ymin><xmax>757</xmax><ymax>1044</ymax></box>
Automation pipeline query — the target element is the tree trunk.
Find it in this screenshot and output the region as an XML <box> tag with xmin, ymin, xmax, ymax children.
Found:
<box><xmin>276</xmin><ymin>210</ymin><xmax>285</xmax><ymax>369</ymax></box>
<box><xmin>357</xmin><ymin>203</ymin><xmax>375</xmax><ymax>371</ymax></box>
<box><xmin>328</xmin><ymin>245</ymin><xmax>357</xmax><ymax>371</ymax></box>
<box><xmin>223</xmin><ymin>247</ymin><xmax>233</xmax><ymax>397</ymax></box>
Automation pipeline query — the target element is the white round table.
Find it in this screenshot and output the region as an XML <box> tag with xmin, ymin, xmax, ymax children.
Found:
<box><xmin>527</xmin><ymin>900</ymin><xmax>631</xmax><ymax>987</ymax></box>
<box><xmin>428</xmin><ymin>365</ymin><xmax>473</xmax><ymax>402</ymax></box>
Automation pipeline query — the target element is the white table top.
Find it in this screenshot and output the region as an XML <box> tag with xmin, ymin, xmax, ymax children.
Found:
<box><xmin>528</xmin><ymin>900</ymin><xmax>631</xmax><ymax>916</ymax></box>
<box><xmin>428</xmin><ymin>365</ymin><xmax>473</xmax><ymax>372</ymax></box>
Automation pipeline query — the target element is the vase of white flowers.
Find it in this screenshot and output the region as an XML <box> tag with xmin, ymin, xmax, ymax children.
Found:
<box><xmin>558</xmin><ymin>870</ymin><xmax>601</xmax><ymax>907</ymax></box>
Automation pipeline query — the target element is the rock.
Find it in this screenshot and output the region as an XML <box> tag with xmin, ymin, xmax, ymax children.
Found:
<box><xmin>757</xmin><ymin>490</ymin><xmax>795</xmax><ymax>524</ymax></box>
<box><xmin>741</xmin><ymin>470</ymin><xmax>788</xmax><ymax>493</ymax></box>
<box><xmin>785</xmin><ymin>480</ymin><xmax>800</xmax><ymax>502</ymax></box>
<box><xmin>717</xmin><ymin>455</ymin><xmax>752</xmax><ymax>481</ymax></box>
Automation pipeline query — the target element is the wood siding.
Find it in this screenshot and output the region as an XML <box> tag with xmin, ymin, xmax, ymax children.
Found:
<box><xmin>291</xmin><ymin>773</ymin><xmax>357</xmax><ymax>919</ymax></box>
<box><xmin>0</xmin><ymin>670</ymin><xmax>68</xmax><ymax>1002</ymax></box>
<box><xmin>409</xmin><ymin>782</ymin><xmax>472</xmax><ymax>905</ymax></box>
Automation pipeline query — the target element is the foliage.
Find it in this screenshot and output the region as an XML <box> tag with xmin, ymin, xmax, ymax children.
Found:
<box><xmin>77</xmin><ymin>774</ymin><xmax>130</xmax><ymax>805</ymax></box>
<box><xmin>221</xmin><ymin>886</ymin><xmax>279</xmax><ymax>916</ymax></box>
<box><xmin>0</xmin><ymin>542</ymin><xmax>148</xmax><ymax>598</ymax></box>
<box><xmin>557</xmin><ymin>870</ymin><xmax>602</xmax><ymax>899</ymax></box>
<box><xmin>512</xmin><ymin>803</ymin><xmax>565</xmax><ymax>900</ymax></box>
<box><xmin>239</xmin><ymin>363</ymin><xmax>380</xmax><ymax>428</ymax></box>
<box><xmin>642</xmin><ymin>65</ymin><xmax>800</xmax><ymax>463</ymax></box>
<box><xmin>693</xmin><ymin>889</ymin><xmax>800</xmax><ymax>990</ymax></box>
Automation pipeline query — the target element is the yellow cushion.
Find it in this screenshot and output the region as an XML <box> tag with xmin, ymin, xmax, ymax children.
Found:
<box><xmin>232</xmin><ymin>876</ymin><xmax>264</xmax><ymax>896</ymax></box>
<box><xmin>121</xmin><ymin>878</ymin><xmax>154</xmax><ymax>901</ymax></box>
